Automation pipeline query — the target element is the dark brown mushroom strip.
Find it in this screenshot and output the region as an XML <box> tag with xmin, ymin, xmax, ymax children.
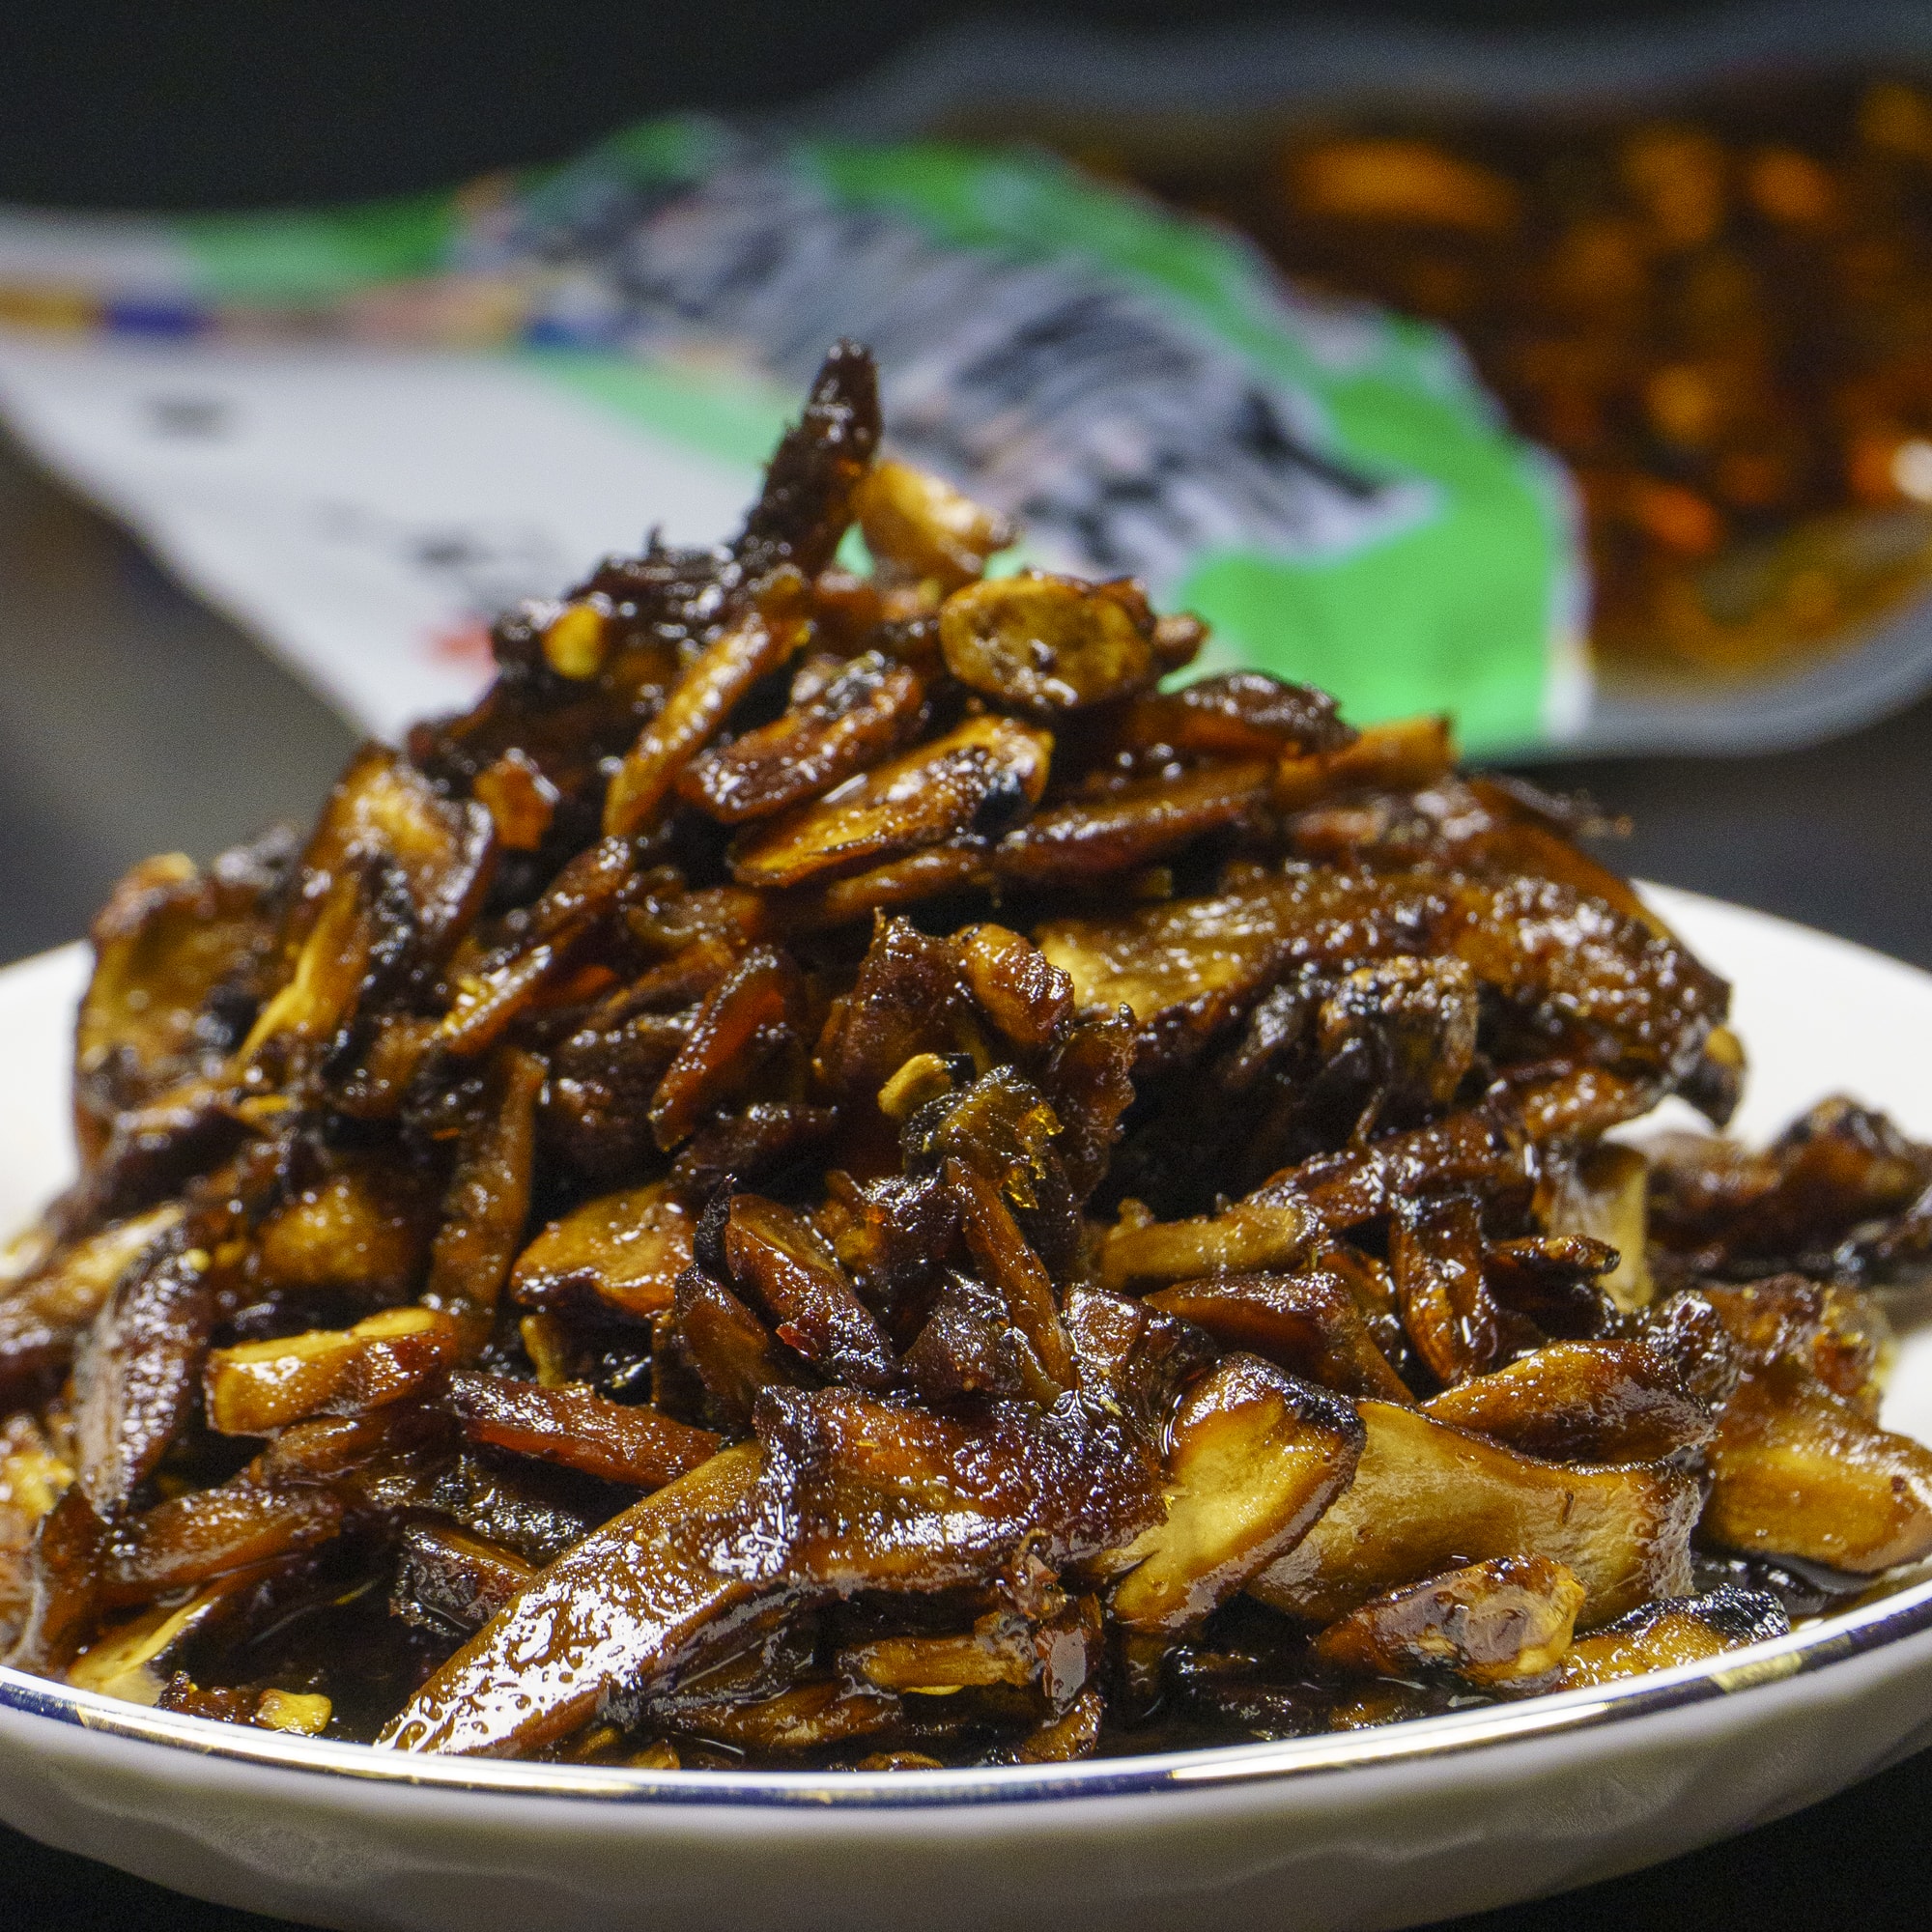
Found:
<box><xmin>422</xmin><ymin>1047</ymin><xmax>546</xmax><ymax>1358</ymax></box>
<box><xmin>953</xmin><ymin>922</ymin><xmax>1074</xmax><ymax>1054</ymax></box>
<box><xmin>603</xmin><ymin>578</ymin><xmax>810</xmax><ymax>839</ymax></box>
<box><xmin>73</xmin><ymin>838</ymin><xmax>285</xmax><ymax>1165</ymax></box>
<box><xmin>379</xmin><ymin>1441</ymin><xmax>771</xmax><ymax>1756</ymax></box>
<box><xmin>677</xmin><ymin>652</ymin><xmax>925</xmax><ymax>823</ymax></box>
<box><xmin>1423</xmin><ymin>1340</ymin><xmax>1713</xmax><ymax>1462</ymax></box>
<box><xmin>672</xmin><ymin>1268</ymin><xmax>814</xmax><ymax>1431</ymax></box>
<box><xmin>1556</xmin><ymin>1585</ymin><xmax>1790</xmax><ymax>1690</ymax></box>
<box><xmin>446</xmin><ymin>1374</ymin><xmax>720</xmax><ymax>1491</ymax></box>
<box><xmin>7</xmin><ymin>1485</ymin><xmax>107</xmax><ymax>1674</ymax></box>
<box><xmin>728</xmin><ymin>715</ymin><xmax>1051</xmax><ymax>891</ymax></box>
<box><xmin>100</xmin><ymin>1482</ymin><xmax>342</xmax><ymax>1607</ymax></box>
<box><xmin>1114</xmin><ymin>672</ymin><xmax>1353</xmax><ymax>763</ymax></box>
<box><xmin>73</xmin><ymin>1241</ymin><xmax>215</xmax><ymax>1517</ymax></box>
<box><xmin>1110</xmin><ymin>1356</ymin><xmax>1364</xmax><ymax>1634</ymax></box>
<box><xmin>391</xmin><ymin>1523</ymin><xmax>535</xmax><ymax>1635</ymax></box>
<box><xmin>439</xmin><ymin>837</ymin><xmax>637</xmax><ymax>1057</ymax></box>
<box><xmin>1250</xmin><ymin>1401</ymin><xmax>1699</xmax><ymax>1629</ymax></box>
<box><xmin>1699</xmin><ymin>1273</ymin><xmax>1889</xmax><ymax>1412</ymax></box>
<box><xmin>290</xmin><ymin>743</ymin><xmax>495</xmax><ymax>971</ymax></box>
<box><xmin>510</xmin><ymin>1181</ymin><xmax>694</xmax><ymax>1324</ymax></box>
<box><xmin>1703</xmin><ymin>1369</ymin><xmax>1932</xmax><ymax>1573</ymax></box>
<box><xmin>0</xmin><ymin>1205</ymin><xmax>182</xmax><ymax>1403</ymax></box>
<box><xmin>1391</xmin><ymin>1194</ymin><xmax>1504</xmax><ymax>1388</ymax></box>
<box><xmin>1311</xmin><ymin>1555</ymin><xmax>1586</xmax><ymax>1686</ymax></box>
<box><xmin>1145</xmin><ymin>1271</ymin><xmax>1412</xmax><ymax>1402</ymax></box>
<box><xmin>947</xmin><ymin>1159</ymin><xmax>1073</xmax><ymax>1391</ymax></box>
<box><xmin>995</xmin><ymin>761</ymin><xmax>1274</xmax><ymax>888</ymax></box>
<box><xmin>647</xmin><ymin>948</ymin><xmax>802</xmax><ymax>1151</ymax></box>
<box><xmin>735</xmin><ymin>339</ymin><xmax>881</xmax><ymax>581</ymax></box>
<box><xmin>661</xmin><ymin>1680</ymin><xmax>903</xmax><ymax>1754</ymax></box>
<box><xmin>723</xmin><ymin>1195</ymin><xmax>896</xmax><ymax>1391</ymax></box>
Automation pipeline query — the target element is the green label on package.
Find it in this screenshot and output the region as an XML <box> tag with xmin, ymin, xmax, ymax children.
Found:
<box><xmin>9</xmin><ymin>119</ymin><xmax>1583</xmax><ymax>753</ymax></box>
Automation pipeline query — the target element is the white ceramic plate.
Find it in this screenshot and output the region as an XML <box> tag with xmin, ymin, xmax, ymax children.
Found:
<box><xmin>4</xmin><ymin>885</ymin><xmax>1932</xmax><ymax>1932</ymax></box>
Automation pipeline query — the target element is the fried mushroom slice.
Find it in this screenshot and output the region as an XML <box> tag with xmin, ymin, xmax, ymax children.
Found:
<box><xmin>939</xmin><ymin>573</ymin><xmax>1159</xmax><ymax>713</ymax></box>
<box><xmin>1249</xmin><ymin>1401</ymin><xmax>1699</xmax><ymax>1629</ymax></box>
<box><xmin>1391</xmin><ymin>1194</ymin><xmax>1504</xmax><ymax>1388</ymax></box>
<box><xmin>728</xmin><ymin>715</ymin><xmax>1051</xmax><ymax>890</ymax></box>
<box><xmin>1421</xmin><ymin>1339</ymin><xmax>1713</xmax><ymax>1462</ymax></box>
<box><xmin>723</xmin><ymin>1195</ymin><xmax>896</xmax><ymax>1391</ymax></box>
<box><xmin>446</xmin><ymin>1374</ymin><xmax>721</xmax><ymax>1491</ymax></box>
<box><xmin>204</xmin><ymin>1307</ymin><xmax>462</xmax><ymax>1435</ymax></box>
<box><xmin>0</xmin><ymin>1204</ymin><xmax>183</xmax><ymax>1404</ymax></box>
<box><xmin>677</xmin><ymin>651</ymin><xmax>925</xmax><ymax>823</ymax></box>
<box><xmin>1311</xmin><ymin>1555</ymin><xmax>1586</xmax><ymax>1687</ymax></box>
<box><xmin>1702</xmin><ymin>1368</ymin><xmax>1932</xmax><ymax>1573</ymax></box>
<box><xmin>1145</xmin><ymin>1271</ymin><xmax>1411</xmax><ymax>1402</ymax></box>
<box><xmin>993</xmin><ymin>761</ymin><xmax>1274</xmax><ymax>889</ymax></box>
<box><xmin>1109</xmin><ymin>1357</ymin><xmax>1364</xmax><ymax>1634</ymax></box>
<box><xmin>1098</xmin><ymin>1199</ymin><xmax>1318</xmax><ymax>1293</ymax></box>
<box><xmin>386</xmin><ymin>1383</ymin><xmax>1160</xmax><ymax>1756</ymax></box>
<box><xmin>391</xmin><ymin>1522</ymin><xmax>535</xmax><ymax>1635</ymax></box>
<box><xmin>380</xmin><ymin>1442</ymin><xmax>772</xmax><ymax>1756</ymax></box>
<box><xmin>853</xmin><ymin>459</ymin><xmax>1015</xmax><ymax>591</ymax></box>
<box><xmin>510</xmin><ymin>1180</ymin><xmax>695</xmax><ymax>1324</ymax></box>
<box><xmin>1556</xmin><ymin>1584</ymin><xmax>1790</xmax><ymax>1689</ymax></box>
<box><xmin>603</xmin><ymin>578</ymin><xmax>810</xmax><ymax>839</ymax></box>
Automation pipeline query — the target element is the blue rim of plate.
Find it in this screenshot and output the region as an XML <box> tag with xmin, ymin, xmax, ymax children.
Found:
<box><xmin>4</xmin><ymin>1573</ymin><xmax>1932</xmax><ymax>1809</ymax></box>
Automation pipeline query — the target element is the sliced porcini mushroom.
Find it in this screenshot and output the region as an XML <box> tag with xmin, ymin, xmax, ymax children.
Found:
<box><xmin>994</xmin><ymin>760</ymin><xmax>1275</xmax><ymax>889</ymax></box>
<box><xmin>1421</xmin><ymin>1338</ymin><xmax>1713</xmax><ymax>1462</ymax></box>
<box><xmin>1391</xmin><ymin>1193</ymin><xmax>1504</xmax><ymax>1387</ymax></box>
<box><xmin>1548</xmin><ymin>1142</ymin><xmax>1654</xmax><ymax>1311</ymax></box>
<box><xmin>722</xmin><ymin>1194</ymin><xmax>896</xmax><ymax>1391</ymax></box>
<box><xmin>1556</xmin><ymin>1584</ymin><xmax>1790</xmax><ymax>1689</ymax></box>
<box><xmin>102</xmin><ymin>1481</ymin><xmax>343</xmax><ymax>1606</ymax></box>
<box><xmin>1110</xmin><ymin>1355</ymin><xmax>1364</xmax><ymax>1634</ymax></box>
<box><xmin>1098</xmin><ymin>1198</ymin><xmax>1318</xmax><ymax>1293</ymax></box>
<box><xmin>728</xmin><ymin>714</ymin><xmax>1051</xmax><ymax>890</ymax></box>
<box><xmin>510</xmin><ymin>1180</ymin><xmax>695</xmax><ymax>1323</ymax></box>
<box><xmin>603</xmin><ymin>576</ymin><xmax>810</xmax><ymax>838</ymax></box>
<box><xmin>1702</xmin><ymin>1369</ymin><xmax>1932</xmax><ymax>1572</ymax></box>
<box><xmin>647</xmin><ymin>947</ymin><xmax>803</xmax><ymax>1150</ymax></box>
<box><xmin>1311</xmin><ymin>1554</ymin><xmax>1586</xmax><ymax>1686</ymax></box>
<box><xmin>1145</xmin><ymin>1270</ymin><xmax>1411</xmax><ymax>1402</ymax></box>
<box><xmin>421</xmin><ymin>1046</ymin><xmax>546</xmax><ymax>1357</ymax></box>
<box><xmin>939</xmin><ymin>572</ymin><xmax>1158</xmax><ymax>713</ymax></box>
<box><xmin>1248</xmin><ymin>1400</ymin><xmax>1699</xmax><ymax>1630</ymax></box>
<box><xmin>380</xmin><ymin>1441</ymin><xmax>772</xmax><ymax>1756</ymax></box>
<box><xmin>676</xmin><ymin>651</ymin><xmax>926</xmax><ymax>823</ymax></box>
<box><xmin>391</xmin><ymin>1522</ymin><xmax>536</xmax><ymax>1635</ymax></box>
<box><xmin>446</xmin><ymin>1373</ymin><xmax>720</xmax><ymax>1491</ymax></box>
<box><xmin>204</xmin><ymin>1306</ymin><xmax>462</xmax><ymax>1435</ymax></box>
<box><xmin>853</xmin><ymin>459</ymin><xmax>1015</xmax><ymax>590</ymax></box>
<box><xmin>0</xmin><ymin>1204</ymin><xmax>184</xmax><ymax>1403</ymax></box>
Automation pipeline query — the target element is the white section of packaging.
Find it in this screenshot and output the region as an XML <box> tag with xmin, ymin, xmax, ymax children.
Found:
<box><xmin>0</xmin><ymin>331</ymin><xmax>761</xmax><ymax>742</ymax></box>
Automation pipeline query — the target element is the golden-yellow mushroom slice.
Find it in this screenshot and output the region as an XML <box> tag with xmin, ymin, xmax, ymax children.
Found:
<box><xmin>204</xmin><ymin>1305</ymin><xmax>462</xmax><ymax>1435</ymax></box>
<box><xmin>1110</xmin><ymin>1355</ymin><xmax>1364</xmax><ymax>1634</ymax></box>
<box><xmin>1703</xmin><ymin>1369</ymin><xmax>1932</xmax><ymax>1572</ymax></box>
<box><xmin>1249</xmin><ymin>1401</ymin><xmax>1699</xmax><ymax>1629</ymax></box>
<box><xmin>1311</xmin><ymin>1554</ymin><xmax>1585</xmax><ymax>1686</ymax></box>
<box><xmin>510</xmin><ymin>1180</ymin><xmax>694</xmax><ymax>1323</ymax></box>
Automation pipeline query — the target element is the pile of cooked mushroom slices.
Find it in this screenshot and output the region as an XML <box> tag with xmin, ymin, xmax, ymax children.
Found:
<box><xmin>4</xmin><ymin>341</ymin><xmax>1930</xmax><ymax>1768</ymax></box>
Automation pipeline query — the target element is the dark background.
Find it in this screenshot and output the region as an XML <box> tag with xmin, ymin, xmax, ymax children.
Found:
<box><xmin>1</xmin><ymin>3</ymin><xmax>1929</xmax><ymax>1928</ymax></box>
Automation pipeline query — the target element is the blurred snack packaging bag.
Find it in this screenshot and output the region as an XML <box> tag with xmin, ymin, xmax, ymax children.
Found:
<box><xmin>3</xmin><ymin>3</ymin><xmax>1932</xmax><ymax>756</ymax></box>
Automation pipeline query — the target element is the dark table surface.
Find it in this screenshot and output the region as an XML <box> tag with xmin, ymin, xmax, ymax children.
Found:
<box><xmin>2</xmin><ymin>426</ymin><xmax>1931</xmax><ymax>1930</ymax></box>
